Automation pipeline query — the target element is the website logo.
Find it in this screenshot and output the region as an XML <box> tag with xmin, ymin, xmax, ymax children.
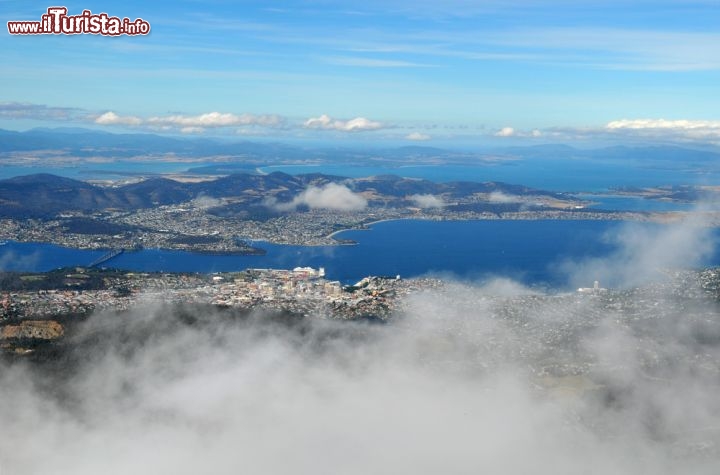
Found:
<box><xmin>7</xmin><ymin>7</ymin><xmax>150</xmax><ymax>36</ymax></box>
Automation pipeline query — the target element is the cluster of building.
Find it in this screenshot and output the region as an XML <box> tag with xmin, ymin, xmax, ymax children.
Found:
<box><xmin>0</xmin><ymin>196</ymin><xmax>675</xmax><ymax>255</ymax></box>
<box><xmin>4</xmin><ymin>265</ymin><xmax>720</xmax><ymax>409</ymax></box>
<box><xmin>111</xmin><ymin>205</ymin><xmax>417</xmax><ymax>246</ymax></box>
<box><xmin>0</xmin><ymin>267</ymin><xmax>443</xmax><ymax>322</ymax></box>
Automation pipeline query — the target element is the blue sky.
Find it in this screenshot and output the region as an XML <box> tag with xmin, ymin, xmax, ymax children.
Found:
<box><xmin>2</xmin><ymin>0</ymin><xmax>720</xmax><ymax>145</ymax></box>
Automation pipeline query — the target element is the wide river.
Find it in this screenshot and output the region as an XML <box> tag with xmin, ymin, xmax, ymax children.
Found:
<box><xmin>1</xmin><ymin>219</ymin><xmax>719</xmax><ymax>289</ymax></box>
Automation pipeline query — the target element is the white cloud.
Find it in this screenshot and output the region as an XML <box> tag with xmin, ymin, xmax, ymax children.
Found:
<box><xmin>405</xmin><ymin>132</ymin><xmax>431</xmax><ymax>141</ymax></box>
<box><xmin>487</xmin><ymin>192</ymin><xmax>520</xmax><ymax>203</ymax></box>
<box><xmin>408</xmin><ymin>194</ymin><xmax>444</xmax><ymax>208</ymax></box>
<box><xmin>494</xmin><ymin>127</ymin><xmax>516</xmax><ymax>137</ymax></box>
<box><xmin>494</xmin><ymin>127</ymin><xmax>542</xmax><ymax>138</ymax></box>
<box><xmin>180</xmin><ymin>127</ymin><xmax>205</xmax><ymax>134</ymax></box>
<box><xmin>271</xmin><ymin>183</ymin><xmax>368</xmax><ymax>211</ymax></box>
<box><xmin>603</xmin><ymin>118</ymin><xmax>720</xmax><ymax>142</ymax></box>
<box><xmin>606</xmin><ymin>119</ymin><xmax>720</xmax><ymax>131</ymax></box>
<box><xmin>93</xmin><ymin>111</ymin><xmax>284</xmax><ymax>131</ymax></box>
<box><xmin>304</xmin><ymin>114</ymin><xmax>383</xmax><ymax>132</ymax></box>
<box><xmin>95</xmin><ymin>111</ymin><xmax>143</xmax><ymax>126</ymax></box>
<box><xmin>559</xmin><ymin>215</ymin><xmax>715</xmax><ymax>289</ymax></box>
<box><xmin>4</xmin><ymin>274</ymin><xmax>720</xmax><ymax>474</ymax></box>
<box><xmin>147</xmin><ymin>112</ymin><xmax>284</xmax><ymax>128</ymax></box>
<box><xmin>304</xmin><ymin>115</ymin><xmax>332</xmax><ymax>128</ymax></box>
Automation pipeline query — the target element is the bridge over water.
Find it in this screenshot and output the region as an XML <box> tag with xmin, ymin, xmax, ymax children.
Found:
<box><xmin>88</xmin><ymin>249</ymin><xmax>124</xmax><ymax>268</ymax></box>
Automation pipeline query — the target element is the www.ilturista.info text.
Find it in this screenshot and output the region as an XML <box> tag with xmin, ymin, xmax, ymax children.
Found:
<box><xmin>7</xmin><ymin>7</ymin><xmax>150</xmax><ymax>36</ymax></box>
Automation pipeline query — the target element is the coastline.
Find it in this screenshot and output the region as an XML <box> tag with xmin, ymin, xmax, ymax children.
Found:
<box><xmin>325</xmin><ymin>218</ymin><xmax>402</xmax><ymax>240</ymax></box>
<box><xmin>2</xmin><ymin>220</ymin><xmax>720</xmax><ymax>284</ymax></box>
<box><xmin>2</xmin><ymin>211</ymin><xmax>716</xmax><ymax>259</ymax></box>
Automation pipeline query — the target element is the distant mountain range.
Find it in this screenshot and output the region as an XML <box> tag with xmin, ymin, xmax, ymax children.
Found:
<box><xmin>2</xmin><ymin>127</ymin><xmax>720</xmax><ymax>164</ymax></box>
<box><xmin>0</xmin><ymin>128</ymin><xmax>309</xmax><ymax>159</ymax></box>
<box><xmin>0</xmin><ymin>172</ymin><xmax>565</xmax><ymax>218</ymax></box>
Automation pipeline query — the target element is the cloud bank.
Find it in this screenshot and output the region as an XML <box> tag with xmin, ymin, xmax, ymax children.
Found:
<box><xmin>95</xmin><ymin>111</ymin><xmax>284</xmax><ymax>133</ymax></box>
<box><xmin>2</xmin><ymin>271</ymin><xmax>720</xmax><ymax>474</ymax></box>
<box><xmin>94</xmin><ymin>110</ymin><xmax>382</xmax><ymax>134</ymax></box>
<box><xmin>408</xmin><ymin>194</ymin><xmax>444</xmax><ymax>208</ymax></box>
<box><xmin>605</xmin><ymin>118</ymin><xmax>720</xmax><ymax>142</ymax></box>
<box><xmin>7</xmin><ymin>101</ymin><xmax>720</xmax><ymax>146</ymax></box>
<box><xmin>2</xmin><ymin>215</ymin><xmax>720</xmax><ymax>473</ymax></box>
<box><xmin>147</xmin><ymin>112</ymin><xmax>284</xmax><ymax>128</ymax></box>
<box><xmin>559</xmin><ymin>214</ymin><xmax>716</xmax><ymax>289</ymax></box>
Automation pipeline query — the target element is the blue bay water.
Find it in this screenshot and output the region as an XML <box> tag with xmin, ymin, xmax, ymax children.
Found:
<box><xmin>261</xmin><ymin>160</ymin><xmax>720</xmax><ymax>192</ymax></box>
<box><xmin>3</xmin><ymin>160</ymin><xmax>718</xmax><ymax>212</ymax></box>
<box><xmin>0</xmin><ymin>162</ymin><xmax>193</xmax><ymax>180</ymax></box>
<box><xmin>263</xmin><ymin>163</ymin><xmax>720</xmax><ymax>211</ymax></box>
<box><xmin>1</xmin><ymin>158</ymin><xmax>711</xmax><ymax>192</ymax></box>
<box><xmin>2</xmin><ymin>220</ymin><xmax>719</xmax><ymax>289</ymax></box>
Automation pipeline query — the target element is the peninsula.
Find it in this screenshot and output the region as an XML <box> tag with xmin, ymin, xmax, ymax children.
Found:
<box><xmin>0</xmin><ymin>172</ymin><xmax>708</xmax><ymax>254</ymax></box>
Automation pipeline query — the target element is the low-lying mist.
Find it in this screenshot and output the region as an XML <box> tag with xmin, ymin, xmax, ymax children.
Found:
<box><xmin>564</xmin><ymin>224</ymin><xmax>715</xmax><ymax>290</ymax></box>
<box><xmin>2</xmin><ymin>275</ymin><xmax>720</xmax><ymax>474</ymax></box>
<box><xmin>2</xmin><ymin>216</ymin><xmax>720</xmax><ymax>474</ymax></box>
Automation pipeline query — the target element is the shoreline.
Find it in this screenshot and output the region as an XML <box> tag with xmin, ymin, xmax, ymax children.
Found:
<box><xmin>325</xmin><ymin>218</ymin><xmax>401</xmax><ymax>239</ymax></box>
<box><xmin>2</xmin><ymin>212</ymin><xmax>717</xmax><ymax>259</ymax></box>
<box><xmin>324</xmin><ymin>210</ymin><xmax>720</xmax><ymax>241</ymax></box>
<box><xmin>1</xmin><ymin>218</ymin><xmax>719</xmax><ymax>281</ymax></box>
